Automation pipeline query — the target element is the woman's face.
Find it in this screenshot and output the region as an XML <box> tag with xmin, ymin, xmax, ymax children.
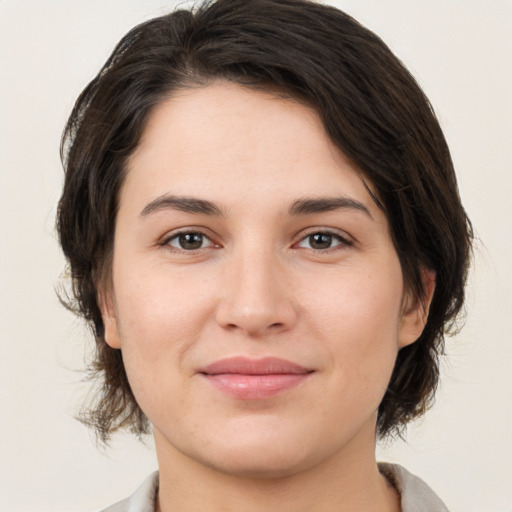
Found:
<box><xmin>102</xmin><ymin>81</ymin><xmax>428</xmax><ymax>478</ymax></box>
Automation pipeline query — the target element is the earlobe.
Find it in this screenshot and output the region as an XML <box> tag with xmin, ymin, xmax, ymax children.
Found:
<box><xmin>398</xmin><ymin>268</ymin><xmax>436</xmax><ymax>349</ymax></box>
<box><xmin>98</xmin><ymin>290</ymin><xmax>122</xmax><ymax>349</ymax></box>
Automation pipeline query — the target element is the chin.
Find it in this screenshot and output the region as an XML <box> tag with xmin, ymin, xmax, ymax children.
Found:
<box><xmin>186</xmin><ymin>427</ymin><xmax>330</xmax><ymax>480</ymax></box>
<box><xmin>200</xmin><ymin>447</ymin><xmax>312</xmax><ymax>480</ymax></box>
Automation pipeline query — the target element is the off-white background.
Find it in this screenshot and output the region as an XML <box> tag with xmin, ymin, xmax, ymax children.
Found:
<box><xmin>1</xmin><ymin>1</ymin><xmax>511</xmax><ymax>511</ymax></box>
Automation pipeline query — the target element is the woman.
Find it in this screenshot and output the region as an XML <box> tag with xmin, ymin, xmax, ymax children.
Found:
<box><xmin>57</xmin><ymin>0</ymin><xmax>472</xmax><ymax>510</ymax></box>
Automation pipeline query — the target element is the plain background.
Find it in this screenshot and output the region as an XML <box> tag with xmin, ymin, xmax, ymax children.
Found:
<box><xmin>1</xmin><ymin>1</ymin><xmax>511</xmax><ymax>511</ymax></box>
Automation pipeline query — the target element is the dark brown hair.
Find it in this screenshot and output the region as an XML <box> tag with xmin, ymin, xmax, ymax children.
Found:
<box><xmin>58</xmin><ymin>0</ymin><xmax>472</xmax><ymax>443</ymax></box>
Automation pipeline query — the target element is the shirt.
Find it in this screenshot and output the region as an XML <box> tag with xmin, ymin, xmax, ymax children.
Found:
<box><xmin>99</xmin><ymin>463</ymin><xmax>449</xmax><ymax>512</ymax></box>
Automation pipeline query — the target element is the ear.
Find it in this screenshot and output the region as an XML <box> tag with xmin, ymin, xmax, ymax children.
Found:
<box><xmin>98</xmin><ymin>288</ymin><xmax>122</xmax><ymax>349</ymax></box>
<box><xmin>398</xmin><ymin>268</ymin><xmax>436</xmax><ymax>349</ymax></box>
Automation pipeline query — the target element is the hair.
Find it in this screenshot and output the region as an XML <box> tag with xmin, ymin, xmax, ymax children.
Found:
<box><xmin>57</xmin><ymin>0</ymin><xmax>472</xmax><ymax>443</ymax></box>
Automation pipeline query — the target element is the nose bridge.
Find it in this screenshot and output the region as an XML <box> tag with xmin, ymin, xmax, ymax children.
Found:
<box><xmin>216</xmin><ymin>240</ymin><xmax>296</xmax><ymax>335</ymax></box>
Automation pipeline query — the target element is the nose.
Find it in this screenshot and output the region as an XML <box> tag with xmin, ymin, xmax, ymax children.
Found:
<box><xmin>215</xmin><ymin>249</ymin><xmax>298</xmax><ymax>337</ymax></box>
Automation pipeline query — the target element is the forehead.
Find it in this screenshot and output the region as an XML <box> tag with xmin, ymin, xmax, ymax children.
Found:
<box><xmin>130</xmin><ymin>81</ymin><xmax>341</xmax><ymax>169</ymax></box>
<box><xmin>123</xmin><ymin>80</ymin><xmax>379</xmax><ymax>218</ymax></box>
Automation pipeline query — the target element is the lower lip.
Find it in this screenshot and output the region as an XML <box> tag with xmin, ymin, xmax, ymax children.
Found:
<box><xmin>202</xmin><ymin>373</ymin><xmax>311</xmax><ymax>399</ymax></box>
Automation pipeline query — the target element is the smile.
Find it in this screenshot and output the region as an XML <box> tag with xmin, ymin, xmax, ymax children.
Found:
<box><xmin>198</xmin><ymin>357</ymin><xmax>314</xmax><ymax>399</ymax></box>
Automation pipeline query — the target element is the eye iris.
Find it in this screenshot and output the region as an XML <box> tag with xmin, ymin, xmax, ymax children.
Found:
<box><xmin>179</xmin><ymin>233</ymin><xmax>203</xmax><ymax>250</ymax></box>
<box><xmin>310</xmin><ymin>233</ymin><xmax>333</xmax><ymax>249</ymax></box>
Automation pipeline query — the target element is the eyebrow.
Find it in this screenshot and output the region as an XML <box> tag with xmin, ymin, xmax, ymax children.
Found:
<box><xmin>140</xmin><ymin>194</ymin><xmax>372</xmax><ymax>220</ymax></box>
<box><xmin>289</xmin><ymin>196</ymin><xmax>373</xmax><ymax>219</ymax></box>
<box><xmin>140</xmin><ymin>195</ymin><xmax>224</xmax><ymax>217</ymax></box>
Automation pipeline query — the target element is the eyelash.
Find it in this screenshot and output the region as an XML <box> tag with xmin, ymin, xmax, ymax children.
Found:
<box><xmin>161</xmin><ymin>230</ymin><xmax>219</xmax><ymax>252</ymax></box>
<box><xmin>294</xmin><ymin>229</ymin><xmax>353</xmax><ymax>252</ymax></box>
<box><xmin>161</xmin><ymin>228</ymin><xmax>353</xmax><ymax>253</ymax></box>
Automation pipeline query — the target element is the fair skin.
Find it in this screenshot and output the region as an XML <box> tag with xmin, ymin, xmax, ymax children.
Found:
<box><xmin>101</xmin><ymin>81</ymin><xmax>433</xmax><ymax>512</ymax></box>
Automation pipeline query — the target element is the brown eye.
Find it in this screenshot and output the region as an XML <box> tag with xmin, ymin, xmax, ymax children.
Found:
<box><xmin>296</xmin><ymin>231</ymin><xmax>351</xmax><ymax>250</ymax></box>
<box><xmin>309</xmin><ymin>233</ymin><xmax>334</xmax><ymax>249</ymax></box>
<box><xmin>167</xmin><ymin>232</ymin><xmax>214</xmax><ymax>251</ymax></box>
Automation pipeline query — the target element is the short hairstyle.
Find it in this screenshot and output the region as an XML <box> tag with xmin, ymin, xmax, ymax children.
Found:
<box><xmin>57</xmin><ymin>0</ymin><xmax>472</xmax><ymax>443</ymax></box>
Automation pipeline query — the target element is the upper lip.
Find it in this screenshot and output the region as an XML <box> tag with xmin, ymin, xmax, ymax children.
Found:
<box><xmin>199</xmin><ymin>357</ymin><xmax>313</xmax><ymax>375</ymax></box>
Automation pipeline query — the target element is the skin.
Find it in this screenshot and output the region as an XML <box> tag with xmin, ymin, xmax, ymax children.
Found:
<box><xmin>101</xmin><ymin>81</ymin><xmax>434</xmax><ymax>512</ymax></box>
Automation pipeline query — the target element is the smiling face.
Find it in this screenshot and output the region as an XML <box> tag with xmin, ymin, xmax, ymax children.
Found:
<box><xmin>101</xmin><ymin>81</ymin><xmax>429</xmax><ymax>478</ymax></box>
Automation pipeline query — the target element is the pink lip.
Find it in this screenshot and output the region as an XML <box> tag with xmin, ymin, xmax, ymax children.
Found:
<box><xmin>198</xmin><ymin>357</ymin><xmax>314</xmax><ymax>399</ymax></box>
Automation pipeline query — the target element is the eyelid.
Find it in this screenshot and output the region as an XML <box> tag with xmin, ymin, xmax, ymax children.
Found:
<box><xmin>159</xmin><ymin>227</ymin><xmax>221</xmax><ymax>251</ymax></box>
<box><xmin>293</xmin><ymin>227</ymin><xmax>354</xmax><ymax>250</ymax></box>
<box><xmin>157</xmin><ymin>226</ymin><xmax>353</xmax><ymax>253</ymax></box>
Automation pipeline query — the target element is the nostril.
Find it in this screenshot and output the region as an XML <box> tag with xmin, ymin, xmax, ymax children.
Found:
<box><xmin>215</xmin><ymin>295</ymin><xmax>298</xmax><ymax>336</ymax></box>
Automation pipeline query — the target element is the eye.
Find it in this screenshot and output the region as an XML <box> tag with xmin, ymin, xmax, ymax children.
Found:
<box><xmin>165</xmin><ymin>231</ymin><xmax>217</xmax><ymax>251</ymax></box>
<box><xmin>296</xmin><ymin>231</ymin><xmax>352</xmax><ymax>250</ymax></box>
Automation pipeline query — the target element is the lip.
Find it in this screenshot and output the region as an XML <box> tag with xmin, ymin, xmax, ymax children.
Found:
<box><xmin>198</xmin><ymin>357</ymin><xmax>314</xmax><ymax>399</ymax></box>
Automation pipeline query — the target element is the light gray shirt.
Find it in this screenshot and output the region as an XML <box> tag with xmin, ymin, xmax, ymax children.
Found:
<box><xmin>100</xmin><ymin>463</ymin><xmax>449</xmax><ymax>512</ymax></box>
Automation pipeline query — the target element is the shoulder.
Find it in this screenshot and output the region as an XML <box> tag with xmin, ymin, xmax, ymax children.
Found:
<box><xmin>379</xmin><ymin>463</ymin><xmax>450</xmax><ymax>512</ymax></box>
<box><xmin>98</xmin><ymin>471</ymin><xmax>159</xmax><ymax>512</ymax></box>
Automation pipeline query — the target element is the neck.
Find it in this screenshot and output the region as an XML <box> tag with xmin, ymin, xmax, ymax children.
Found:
<box><xmin>154</xmin><ymin>426</ymin><xmax>400</xmax><ymax>512</ymax></box>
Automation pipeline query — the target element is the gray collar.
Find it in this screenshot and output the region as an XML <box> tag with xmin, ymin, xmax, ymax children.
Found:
<box><xmin>379</xmin><ymin>463</ymin><xmax>450</xmax><ymax>511</ymax></box>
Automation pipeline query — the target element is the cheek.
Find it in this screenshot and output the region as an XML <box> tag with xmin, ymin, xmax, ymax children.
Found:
<box><xmin>111</xmin><ymin>264</ymin><xmax>218</xmax><ymax>388</ymax></box>
<box><xmin>307</xmin><ymin>263</ymin><xmax>403</xmax><ymax>337</ymax></box>
<box><xmin>305</xmin><ymin>264</ymin><xmax>403</xmax><ymax>382</ymax></box>
<box><xmin>113</xmin><ymin>287</ymin><xmax>201</xmax><ymax>423</ymax></box>
<box><xmin>114</xmin><ymin>257</ymin><xmax>217</xmax><ymax>337</ymax></box>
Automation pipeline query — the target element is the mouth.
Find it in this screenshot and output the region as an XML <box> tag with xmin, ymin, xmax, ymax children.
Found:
<box><xmin>198</xmin><ymin>356</ymin><xmax>314</xmax><ymax>399</ymax></box>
